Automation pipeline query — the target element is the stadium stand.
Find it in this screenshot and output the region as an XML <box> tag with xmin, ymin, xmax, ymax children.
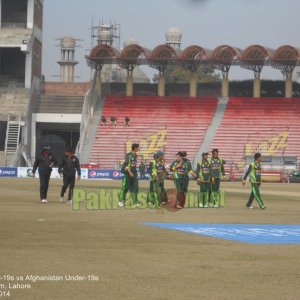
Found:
<box><xmin>209</xmin><ymin>97</ymin><xmax>300</xmax><ymax>177</ymax></box>
<box><xmin>88</xmin><ymin>96</ymin><xmax>217</xmax><ymax>169</ymax></box>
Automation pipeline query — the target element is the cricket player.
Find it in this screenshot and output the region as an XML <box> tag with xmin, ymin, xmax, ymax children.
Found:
<box><xmin>58</xmin><ymin>146</ymin><xmax>81</xmax><ymax>204</ymax></box>
<box><xmin>119</xmin><ymin>143</ymin><xmax>139</xmax><ymax>207</ymax></box>
<box><xmin>147</xmin><ymin>151</ymin><xmax>168</xmax><ymax>207</ymax></box>
<box><xmin>139</xmin><ymin>160</ymin><xmax>146</xmax><ymax>179</ymax></box>
<box><xmin>32</xmin><ymin>146</ymin><xmax>57</xmax><ymax>203</ymax></box>
<box><xmin>210</xmin><ymin>148</ymin><xmax>225</xmax><ymax>207</ymax></box>
<box><xmin>182</xmin><ymin>151</ymin><xmax>192</xmax><ymax>186</ymax></box>
<box><xmin>171</xmin><ymin>151</ymin><xmax>196</xmax><ymax>209</ymax></box>
<box><xmin>242</xmin><ymin>152</ymin><xmax>266</xmax><ymax>209</ymax></box>
<box><xmin>195</xmin><ymin>152</ymin><xmax>212</xmax><ymax>208</ymax></box>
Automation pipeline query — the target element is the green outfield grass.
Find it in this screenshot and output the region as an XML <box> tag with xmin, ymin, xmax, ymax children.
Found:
<box><xmin>0</xmin><ymin>178</ymin><xmax>299</xmax><ymax>300</ymax></box>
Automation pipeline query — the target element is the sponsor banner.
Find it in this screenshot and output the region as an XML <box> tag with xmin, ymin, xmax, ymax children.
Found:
<box><xmin>80</xmin><ymin>168</ymin><xmax>88</xmax><ymax>179</ymax></box>
<box><xmin>88</xmin><ymin>169</ymin><xmax>149</xmax><ymax>180</ymax></box>
<box><xmin>111</xmin><ymin>170</ymin><xmax>123</xmax><ymax>179</ymax></box>
<box><xmin>143</xmin><ymin>223</ymin><xmax>300</xmax><ymax>244</ymax></box>
<box><xmin>18</xmin><ymin>167</ymin><xmax>89</xmax><ymax>179</ymax></box>
<box><xmin>18</xmin><ymin>167</ymin><xmax>35</xmax><ymax>178</ymax></box>
<box><xmin>88</xmin><ymin>169</ymin><xmax>114</xmax><ymax>179</ymax></box>
<box><xmin>14</xmin><ymin>167</ymin><xmax>144</xmax><ymax>180</ymax></box>
<box><xmin>17</xmin><ymin>167</ymin><xmax>61</xmax><ymax>179</ymax></box>
<box><xmin>0</xmin><ymin>167</ymin><xmax>17</xmax><ymax>177</ymax></box>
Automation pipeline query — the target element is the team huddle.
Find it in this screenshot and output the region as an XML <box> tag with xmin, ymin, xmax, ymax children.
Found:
<box><xmin>119</xmin><ymin>143</ymin><xmax>266</xmax><ymax>210</ymax></box>
<box><xmin>31</xmin><ymin>144</ymin><xmax>265</xmax><ymax>210</ymax></box>
<box><xmin>119</xmin><ymin>144</ymin><xmax>227</xmax><ymax>209</ymax></box>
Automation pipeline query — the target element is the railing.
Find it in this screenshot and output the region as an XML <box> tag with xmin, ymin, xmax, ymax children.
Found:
<box><xmin>9</xmin><ymin>141</ymin><xmax>22</xmax><ymax>167</ymax></box>
<box><xmin>4</xmin><ymin>113</ymin><xmax>11</xmax><ymax>156</ymax></box>
<box><xmin>75</xmin><ymin>74</ymin><xmax>97</xmax><ymax>157</ymax></box>
<box><xmin>9</xmin><ymin>137</ymin><xmax>33</xmax><ymax>168</ymax></box>
<box><xmin>4</xmin><ymin>113</ymin><xmax>21</xmax><ymax>155</ymax></box>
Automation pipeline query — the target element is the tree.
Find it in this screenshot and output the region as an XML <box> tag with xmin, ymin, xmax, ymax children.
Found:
<box><xmin>152</xmin><ymin>65</ymin><xmax>220</xmax><ymax>83</ymax></box>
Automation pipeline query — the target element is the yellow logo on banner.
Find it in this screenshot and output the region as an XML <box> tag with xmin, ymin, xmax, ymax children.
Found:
<box><xmin>239</xmin><ymin>131</ymin><xmax>289</xmax><ymax>168</ymax></box>
<box><xmin>244</xmin><ymin>131</ymin><xmax>288</xmax><ymax>156</ymax></box>
<box><xmin>126</xmin><ymin>130</ymin><xmax>167</xmax><ymax>160</ymax></box>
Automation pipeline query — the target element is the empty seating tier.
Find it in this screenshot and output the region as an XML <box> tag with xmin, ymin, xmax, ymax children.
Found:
<box><xmin>210</xmin><ymin>97</ymin><xmax>300</xmax><ymax>177</ymax></box>
<box><xmin>89</xmin><ymin>96</ymin><xmax>217</xmax><ymax>169</ymax></box>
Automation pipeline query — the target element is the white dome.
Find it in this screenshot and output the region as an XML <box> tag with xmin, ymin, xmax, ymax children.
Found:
<box><xmin>165</xmin><ymin>27</ymin><xmax>182</xmax><ymax>44</ymax></box>
<box><xmin>123</xmin><ymin>37</ymin><xmax>139</xmax><ymax>48</ymax></box>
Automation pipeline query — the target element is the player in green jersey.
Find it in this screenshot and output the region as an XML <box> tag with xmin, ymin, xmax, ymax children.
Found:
<box><xmin>242</xmin><ymin>152</ymin><xmax>266</xmax><ymax>209</ymax></box>
<box><xmin>171</xmin><ymin>151</ymin><xmax>196</xmax><ymax>209</ymax></box>
<box><xmin>210</xmin><ymin>148</ymin><xmax>225</xmax><ymax>207</ymax></box>
<box><xmin>196</xmin><ymin>152</ymin><xmax>212</xmax><ymax>208</ymax></box>
<box><xmin>119</xmin><ymin>143</ymin><xmax>140</xmax><ymax>207</ymax></box>
<box><xmin>182</xmin><ymin>151</ymin><xmax>192</xmax><ymax>188</ymax></box>
<box><xmin>147</xmin><ymin>151</ymin><xmax>169</xmax><ymax>207</ymax></box>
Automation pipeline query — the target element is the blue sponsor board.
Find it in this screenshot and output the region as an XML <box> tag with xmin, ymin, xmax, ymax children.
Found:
<box><xmin>0</xmin><ymin>167</ymin><xmax>18</xmax><ymax>177</ymax></box>
<box><xmin>88</xmin><ymin>169</ymin><xmax>124</xmax><ymax>179</ymax></box>
<box><xmin>143</xmin><ymin>223</ymin><xmax>300</xmax><ymax>244</ymax></box>
<box><xmin>88</xmin><ymin>169</ymin><xmax>113</xmax><ymax>179</ymax></box>
<box><xmin>88</xmin><ymin>169</ymin><xmax>149</xmax><ymax>180</ymax></box>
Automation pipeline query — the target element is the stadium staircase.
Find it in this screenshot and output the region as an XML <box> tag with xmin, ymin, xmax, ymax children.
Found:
<box><xmin>34</xmin><ymin>94</ymin><xmax>84</xmax><ymax>114</ymax></box>
<box><xmin>193</xmin><ymin>97</ymin><xmax>229</xmax><ymax>167</ymax></box>
<box><xmin>209</xmin><ymin>97</ymin><xmax>300</xmax><ymax>178</ymax></box>
<box><xmin>78</xmin><ymin>96</ymin><xmax>104</xmax><ymax>164</ymax></box>
<box><xmin>88</xmin><ymin>96</ymin><xmax>217</xmax><ymax>169</ymax></box>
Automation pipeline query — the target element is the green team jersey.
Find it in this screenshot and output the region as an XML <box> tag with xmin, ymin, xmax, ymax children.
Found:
<box><xmin>243</xmin><ymin>161</ymin><xmax>261</xmax><ymax>183</ymax></box>
<box><xmin>122</xmin><ymin>152</ymin><xmax>138</xmax><ymax>176</ymax></box>
<box><xmin>172</xmin><ymin>160</ymin><xmax>192</xmax><ymax>179</ymax></box>
<box><xmin>210</xmin><ymin>157</ymin><xmax>225</xmax><ymax>178</ymax></box>
<box><xmin>184</xmin><ymin>159</ymin><xmax>192</xmax><ymax>176</ymax></box>
<box><xmin>149</xmin><ymin>159</ymin><xmax>166</xmax><ymax>181</ymax></box>
<box><xmin>196</xmin><ymin>160</ymin><xmax>211</xmax><ymax>182</ymax></box>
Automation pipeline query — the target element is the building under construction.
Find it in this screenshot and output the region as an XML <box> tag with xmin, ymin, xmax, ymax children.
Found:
<box><xmin>0</xmin><ymin>0</ymin><xmax>43</xmax><ymax>166</ymax></box>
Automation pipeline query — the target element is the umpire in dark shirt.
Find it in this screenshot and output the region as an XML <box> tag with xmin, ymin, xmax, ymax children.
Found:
<box><xmin>58</xmin><ymin>146</ymin><xmax>81</xmax><ymax>203</ymax></box>
<box><xmin>32</xmin><ymin>146</ymin><xmax>57</xmax><ymax>203</ymax></box>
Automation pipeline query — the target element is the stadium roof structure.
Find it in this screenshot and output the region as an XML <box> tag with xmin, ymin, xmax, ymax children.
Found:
<box><xmin>87</xmin><ymin>44</ymin><xmax>119</xmax><ymax>70</ymax></box>
<box><xmin>148</xmin><ymin>44</ymin><xmax>177</xmax><ymax>73</ymax></box>
<box><xmin>209</xmin><ymin>45</ymin><xmax>241</xmax><ymax>74</ymax></box>
<box><xmin>118</xmin><ymin>44</ymin><xmax>150</xmax><ymax>71</ymax></box>
<box><xmin>271</xmin><ymin>45</ymin><xmax>300</xmax><ymax>74</ymax></box>
<box><xmin>86</xmin><ymin>43</ymin><xmax>300</xmax><ymax>75</ymax></box>
<box><xmin>179</xmin><ymin>45</ymin><xmax>209</xmax><ymax>72</ymax></box>
<box><xmin>239</xmin><ymin>44</ymin><xmax>273</xmax><ymax>75</ymax></box>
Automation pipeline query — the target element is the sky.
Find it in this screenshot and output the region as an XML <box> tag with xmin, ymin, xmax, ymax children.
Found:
<box><xmin>42</xmin><ymin>0</ymin><xmax>300</xmax><ymax>82</ymax></box>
